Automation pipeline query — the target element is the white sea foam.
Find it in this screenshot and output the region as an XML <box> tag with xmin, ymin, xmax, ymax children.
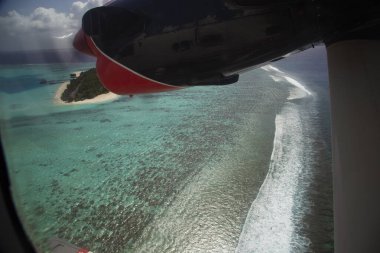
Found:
<box><xmin>283</xmin><ymin>76</ymin><xmax>312</xmax><ymax>96</ymax></box>
<box><xmin>269</xmin><ymin>75</ymin><xmax>282</xmax><ymax>82</ymax></box>
<box><xmin>235</xmin><ymin>103</ymin><xmax>309</xmax><ymax>253</ymax></box>
<box><xmin>267</xmin><ymin>65</ymin><xmax>285</xmax><ymax>73</ymax></box>
<box><xmin>262</xmin><ymin>65</ymin><xmax>313</xmax><ymax>100</ymax></box>
<box><xmin>236</xmin><ymin>66</ymin><xmax>316</xmax><ymax>252</ymax></box>
<box><xmin>287</xmin><ymin>87</ymin><xmax>307</xmax><ymax>100</ymax></box>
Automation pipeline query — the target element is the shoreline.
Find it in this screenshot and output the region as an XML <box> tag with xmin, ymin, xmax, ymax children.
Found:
<box><xmin>131</xmin><ymin>74</ymin><xmax>284</xmax><ymax>252</ymax></box>
<box><xmin>236</xmin><ymin>67</ymin><xmax>317</xmax><ymax>252</ymax></box>
<box><xmin>53</xmin><ymin>71</ymin><xmax>120</xmax><ymax>105</ymax></box>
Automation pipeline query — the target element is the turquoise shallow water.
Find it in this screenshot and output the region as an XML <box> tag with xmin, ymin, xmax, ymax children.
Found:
<box><xmin>0</xmin><ymin>63</ymin><xmax>94</xmax><ymax>119</ymax></box>
<box><xmin>0</xmin><ymin>48</ymin><xmax>333</xmax><ymax>253</ymax></box>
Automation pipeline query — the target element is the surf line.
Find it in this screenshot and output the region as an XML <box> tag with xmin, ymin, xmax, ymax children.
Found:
<box><xmin>261</xmin><ymin>65</ymin><xmax>313</xmax><ymax>98</ymax></box>
<box><xmin>235</xmin><ymin>66</ymin><xmax>313</xmax><ymax>253</ymax></box>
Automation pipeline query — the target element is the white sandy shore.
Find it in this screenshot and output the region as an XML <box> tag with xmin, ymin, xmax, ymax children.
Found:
<box><xmin>53</xmin><ymin>71</ymin><xmax>120</xmax><ymax>105</ymax></box>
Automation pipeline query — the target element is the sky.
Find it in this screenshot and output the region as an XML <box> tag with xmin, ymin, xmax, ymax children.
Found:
<box><xmin>0</xmin><ymin>0</ymin><xmax>110</xmax><ymax>51</ymax></box>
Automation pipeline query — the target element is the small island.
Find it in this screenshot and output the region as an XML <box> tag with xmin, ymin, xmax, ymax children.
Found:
<box><xmin>61</xmin><ymin>68</ymin><xmax>108</xmax><ymax>102</ymax></box>
<box><xmin>54</xmin><ymin>69</ymin><xmax>119</xmax><ymax>105</ymax></box>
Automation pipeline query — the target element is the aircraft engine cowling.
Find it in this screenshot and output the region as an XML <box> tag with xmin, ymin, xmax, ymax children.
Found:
<box><xmin>73</xmin><ymin>0</ymin><xmax>380</xmax><ymax>95</ymax></box>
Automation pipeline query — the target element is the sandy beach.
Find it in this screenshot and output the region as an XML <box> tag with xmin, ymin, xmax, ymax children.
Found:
<box><xmin>53</xmin><ymin>71</ymin><xmax>120</xmax><ymax>105</ymax></box>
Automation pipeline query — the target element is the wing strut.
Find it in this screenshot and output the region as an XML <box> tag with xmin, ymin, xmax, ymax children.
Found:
<box><xmin>327</xmin><ymin>40</ymin><xmax>380</xmax><ymax>253</ymax></box>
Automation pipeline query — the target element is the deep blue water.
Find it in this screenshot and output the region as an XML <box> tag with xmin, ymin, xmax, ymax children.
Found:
<box><xmin>0</xmin><ymin>46</ymin><xmax>333</xmax><ymax>253</ymax></box>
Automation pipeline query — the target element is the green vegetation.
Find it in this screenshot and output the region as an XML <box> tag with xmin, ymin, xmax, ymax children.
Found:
<box><xmin>61</xmin><ymin>68</ymin><xmax>108</xmax><ymax>102</ymax></box>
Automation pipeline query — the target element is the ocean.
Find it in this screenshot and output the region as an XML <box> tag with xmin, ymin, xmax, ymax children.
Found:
<box><xmin>0</xmin><ymin>46</ymin><xmax>333</xmax><ymax>252</ymax></box>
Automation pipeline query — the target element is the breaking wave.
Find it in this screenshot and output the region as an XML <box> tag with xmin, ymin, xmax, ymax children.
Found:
<box><xmin>236</xmin><ymin>65</ymin><xmax>314</xmax><ymax>253</ymax></box>
<box><xmin>262</xmin><ymin>65</ymin><xmax>312</xmax><ymax>100</ymax></box>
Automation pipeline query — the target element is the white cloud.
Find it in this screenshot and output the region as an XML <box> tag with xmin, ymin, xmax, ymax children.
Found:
<box><xmin>71</xmin><ymin>0</ymin><xmax>109</xmax><ymax>19</ymax></box>
<box><xmin>72</xmin><ymin>1</ymin><xmax>87</xmax><ymax>14</ymax></box>
<box><xmin>0</xmin><ymin>0</ymin><xmax>108</xmax><ymax>50</ymax></box>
